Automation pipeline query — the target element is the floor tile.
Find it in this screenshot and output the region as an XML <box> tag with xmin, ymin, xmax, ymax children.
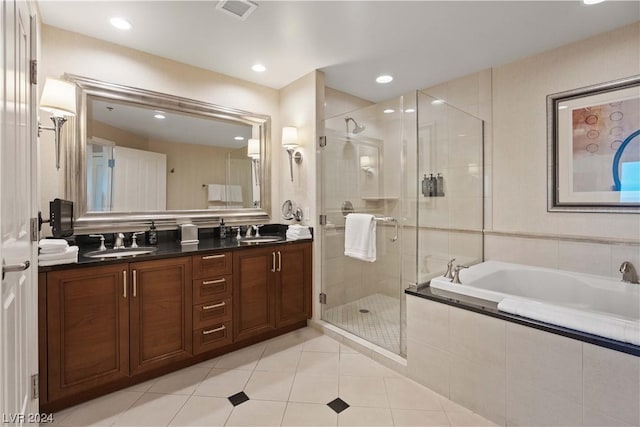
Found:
<box><xmin>339</xmin><ymin>353</ymin><xmax>396</xmax><ymax>377</ymax></box>
<box><xmin>446</xmin><ymin>411</ymin><xmax>498</xmax><ymax>427</ymax></box>
<box><xmin>297</xmin><ymin>352</ymin><xmax>340</xmax><ymax>376</ymax></box>
<box><xmin>225</xmin><ymin>399</ymin><xmax>287</xmax><ymax>426</ymax></box>
<box><xmin>58</xmin><ymin>391</ymin><xmax>143</xmax><ymax>426</ymax></box>
<box><xmin>111</xmin><ymin>392</ymin><xmax>189</xmax><ymax>426</ymax></box>
<box><xmin>243</xmin><ymin>370</ymin><xmax>295</xmax><ymax>401</ymax></box>
<box><xmin>281</xmin><ymin>402</ymin><xmax>338</xmax><ymax>426</ymax></box>
<box><xmin>125</xmin><ymin>379</ymin><xmax>158</xmax><ymax>393</ymax></box>
<box><xmin>438</xmin><ymin>398</ymin><xmax>473</xmax><ymax>414</ymax></box>
<box><xmin>384</xmin><ymin>377</ymin><xmax>443</xmax><ymax>411</ymax></box>
<box><xmin>303</xmin><ymin>335</ymin><xmax>341</xmax><ymax>353</ymax></box>
<box><xmin>263</xmin><ymin>329</ymin><xmax>321</xmax><ymax>355</ymax></box>
<box><xmin>338</xmin><ymin>406</ymin><xmax>394</xmax><ymax>426</ymax></box>
<box><xmin>339</xmin><ymin>376</ymin><xmax>389</xmax><ymax>408</ymax></box>
<box><xmin>214</xmin><ymin>343</ymin><xmax>265</xmax><ymax>370</ymax></box>
<box><xmin>147</xmin><ymin>366</ymin><xmax>211</xmax><ymax>395</ymax></box>
<box><xmin>391</xmin><ymin>409</ymin><xmax>451</xmax><ymax>426</ymax></box>
<box><xmin>340</xmin><ymin>344</ymin><xmax>360</xmax><ymax>354</ymax></box>
<box><xmin>289</xmin><ymin>374</ymin><xmax>340</xmax><ymax>404</ymax></box>
<box><xmin>193</xmin><ymin>369</ymin><xmax>252</xmax><ymax>398</ymax></box>
<box><xmin>168</xmin><ymin>395</ymin><xmax>232</xmax><ymax>426</ymax></box>
<box><xmin>254</xmin><ymin>348</ymin><xmax>301</xmax><ymax>373</ymax></box>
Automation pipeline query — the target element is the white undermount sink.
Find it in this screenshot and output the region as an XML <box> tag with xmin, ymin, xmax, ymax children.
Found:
<box><xmin>237</xmin><ymin>236</ymin><xmax>284</xmax><ymax>244</ymax></box>
<box><xmin>84</xmin><ymin>247</ymin><xmax>158</xmax><ymax>258</ymax></box>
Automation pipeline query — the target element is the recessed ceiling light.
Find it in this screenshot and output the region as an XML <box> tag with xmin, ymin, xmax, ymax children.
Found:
<box><xmin>252</xmin><ymin>64</ymin><xmax>266</xmax><ymax>73</ymax></box>
<box><xmin>234</xmin><ymin>136</ymin><xmax>245</xmax><ymax>141</ymax></box>
<box><xmin>376</xmin><ymin>75</ymin><xmax>393</xmax><ymax>84</ymax></box>
<box><xmin>583</xmin><ymin>0</ymin><xmax>606</xmax><ymax>4</ymax></box>
<box><xmin>431</xmin><ymin>99</ymin><xmax>445</xmax><ymax>105</ymax></box>
<box><xmin>404</xmin><ymin>108</ymin><xmax>416</xmax><ymax>113</ymax></box>
<box><xmin>383</xmin><ymin>109</ymin><xmax>395</xmax><ymax>114</ymax></box>
<box><xmin>110</xmin><ymin>17</ymin><xmax>132</xmax><ymax>30</ymax></box>
<box><xmin>154</xmin><ymin>114</ymin><xmax>166</xmax><ymax>119</ymax></box>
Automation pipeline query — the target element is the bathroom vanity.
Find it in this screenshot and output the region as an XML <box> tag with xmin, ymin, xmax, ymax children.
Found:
<box><xmin>38</xmin><ymin>234</ymin><xmax>312</xmax><ymax>412</ymax></box>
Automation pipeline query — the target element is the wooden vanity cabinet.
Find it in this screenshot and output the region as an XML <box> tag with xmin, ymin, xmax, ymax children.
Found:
<box><xmin>129</xmin><ymin>257</ymin><xmax>192</xmax><ymax>375</ymax></box>
<box><xmin>46</xmin><ymin>264</ymin><xmax>130</xmax><ymax>402</ymax></box>
<box><xmin>233</xmin><ymin>242</ymin><xmax>312</xmax><ymax>341</ymax></box>
<box><xmin>44</xmin><ymin>257</ymin><xmax>192</xmax><ymax>402</ymax></box>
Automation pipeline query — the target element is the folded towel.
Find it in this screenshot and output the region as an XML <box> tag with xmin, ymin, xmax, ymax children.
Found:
<box><xmin>286</xmin><ymin>230</ymin><xmax>312</xmax><ymax>240</ymax></box>
<box><xmin>207</xmin><ymin>184</ymin><xmax>225</xmax><ymax>202</ymax></box>
<box><xmin>344</xmin><ymin>213</ymin><xmax>376</xmax><ymax>262</ymax></box>
<box><xmin>39</xmin><ymin>246</ymin><xmax>69</xmax><ymax>254</ymax></box>
<box><xmin>38</xmin><ymin>239</ymin><xmax>68</xmax><ymax>250</ymax></box>
<box><xmin>38</xmin><ymin>246</ymin><xmax>79</xmax><ymax>261</ymax></box>
<box><xmin>38</xmin><ymin>256</ymin><xmax>78</xmax><ymax>267</ymax></box>
<box><xmin>227</xmin><ymin>185</ymin><xmax>243</xmax><ymax>202</ymax></box>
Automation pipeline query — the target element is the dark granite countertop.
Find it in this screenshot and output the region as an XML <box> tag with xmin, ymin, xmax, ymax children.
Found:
<box><xmin>405</xmin><ymin>285</ymin><xmax>640</xmax><ymax>358</ymax></box>
<box><xmin>39</xmin><ymin>224</ymin><xmax>313</xmax><ymax>272</ymax></box>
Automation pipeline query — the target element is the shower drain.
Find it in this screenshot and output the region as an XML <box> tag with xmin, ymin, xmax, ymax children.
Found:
<box><xmin>359</xmin><ymin>309</ymin><xmax>370</xmax><ymax>314</ymax></box>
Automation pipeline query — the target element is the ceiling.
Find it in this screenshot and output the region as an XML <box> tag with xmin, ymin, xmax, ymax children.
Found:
<box><xmin>38</xmin><ymin>1</ymin><xmax>640</xmax><ymax>102</ymax></box>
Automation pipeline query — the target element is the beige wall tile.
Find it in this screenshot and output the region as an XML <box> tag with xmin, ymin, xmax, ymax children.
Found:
<box><xmin>506</xmin><ymin>323</ymin><xmax>582</xmax><ymax>404</ymax></box>
<box><xmin>406</xmin><ymin>338</ymin><xmax>450</xmax><ymax>398</ymax></box>
<box><xmin>449</xmin><ymin>308</ymin><xmax>505</xmax><ymax>371</ymax></box>
<box><xmin>506</xmin><ymin>379</ymin><xmax>582</xmax><ymax>427</ymax></box>
<box><xmin>557</xmin><ymin>241</ymin><xmax>612</xmax><ymax>276</ymax></box>
<box><xmin>406</xmin><ymin>296</ymin><xmax>449</xmax><ymax>351</ymax></box>
<box><xmin>583</xmin><ymin>344</ymin><xmax>640</xmax><ymax>426</ymax></box>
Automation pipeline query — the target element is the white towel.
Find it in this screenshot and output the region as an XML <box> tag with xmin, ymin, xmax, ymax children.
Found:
<box><xmin>38</xmin><ymin>246</ymin><xmax>79</xmax><ymax>261</ymax></box>
<box><xmin>40</xmin><ymin>246</ymin><xmax>69</xmax><ymax>254</ymax></box>
<box><xmin>38</xmin><ymin>239</ymin><xmax>68</xmax><ymax>251</ymax></box>
<box><xmin>287</xmin><ymin>224</ymin><xmax>312</xmax><ymax>240</ymax></box>
<box><xmin>344</xmin><ymin>213</ymin><xmax>376</xmax><ymax>262</ymax></box>
<box><xmin>227</xmin><ymin>185</ymin><xmax>243</xmax><ymax>202</ymax></box>
<box><xmin>207</xmin><ymin>184</ymin><xmax>225</xmax><ymax>202</ymax></box>
<box><xmin>39</xmin><ymin>256</ymin><xmax>78</xmax><ymax>267</ymax></box>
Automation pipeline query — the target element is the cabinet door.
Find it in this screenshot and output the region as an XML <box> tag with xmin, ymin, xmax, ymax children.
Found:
<box><xmin>233</xmin><ymin>247</ymin><xmax>276</xmax><ymax>341</ymax></box>
<box><xmin>129</xmin><ymin>257</ymin><xmax>192</xmax><ymax>375</ymax></box>
<box><xmin>47</xmin><ymin>264</ymin><xmax>129</xmax><ymax>401</ymax></box>
<box><xmin>276</xmin><ymin>243</ymin><xmax>312</xmax><ymax>328</ymax></box>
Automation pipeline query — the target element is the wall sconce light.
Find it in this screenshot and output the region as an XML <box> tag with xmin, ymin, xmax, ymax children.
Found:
<box><xmin>38</xmin><ymin>78</ymin><xmax>77</xmax><ymax>170</ymax></box>
<box><xmin>360</xmin><ymin>155</ymin><xmax>374</xmax><ymax>175</ymax></box>
<box><xmin>247</xmin><ymin>138</ymin><xmax>261</xmax><ymax>186</ymax></box>
<box><xmin>282</xmin><ymin>126</ymin><xmax>302</xmax><ymax>182</ymax></box>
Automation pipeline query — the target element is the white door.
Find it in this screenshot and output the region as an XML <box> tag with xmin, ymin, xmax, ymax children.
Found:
<box><xmin>112</xmin><ymin>146</ymin><xmax>166</xmax><ymax>211</ymax></box>
<box><xmin>1</xmin><ymin>0</ymin><xmax>38</xmax><ymax>420</ymax></box>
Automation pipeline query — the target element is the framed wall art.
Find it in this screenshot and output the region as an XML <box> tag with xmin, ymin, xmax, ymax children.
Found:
<box><xmin>547</xmin><ymin>75</ymin><xmax>640</xmax><ymax>213</ymax></box>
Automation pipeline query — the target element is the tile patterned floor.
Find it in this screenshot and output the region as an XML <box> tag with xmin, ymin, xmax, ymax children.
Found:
<box><xmin>50</xmin><ymin>327</ymin><xmax>496</xmax><ymax>427</ymax></box>
<box><xmin>323</xmin><ymin>294</ymin><xmax>402</xmax><ymax>354</ymax></box>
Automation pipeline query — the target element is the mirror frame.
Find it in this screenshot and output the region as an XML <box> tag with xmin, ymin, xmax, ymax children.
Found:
<box><xmin>65</xmin><ymin>74</ymin><xmax>271</xmax><ymax>232</ymax></box>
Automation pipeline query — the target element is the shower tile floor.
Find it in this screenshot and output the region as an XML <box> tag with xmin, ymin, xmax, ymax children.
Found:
<box><xmin>323</xmin><ymin>293</ymin><xmax>403</xmax><ymax>354</ymax></box>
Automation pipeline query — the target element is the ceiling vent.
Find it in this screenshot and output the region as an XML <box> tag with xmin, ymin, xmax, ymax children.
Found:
<box><xmin>216</xmin><ymin>0</ymin><xmax>258</xmax><ymax>21</ymax></box>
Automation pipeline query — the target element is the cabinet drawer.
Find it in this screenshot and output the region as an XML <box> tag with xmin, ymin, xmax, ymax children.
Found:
<box><xmin>193</xmin><ymin>275</ymin><xmax>232</xmax><ymax>304</ymax></box>
<box><xmin>193</xmin><ymin>298</ymin><xmax>232</xmax><ymax>329</ymax></box>
<box><xmin>193</xmin><ymin>321</ymin><xmax>232</xmax><ymax>355</ymax></box>
<box><xmin>193</xmin><ymin>252</ymin><xmax>232</xmax><ymax>279</ymax></box>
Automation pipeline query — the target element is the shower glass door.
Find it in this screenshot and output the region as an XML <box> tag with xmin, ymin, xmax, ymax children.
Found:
<box><xmin>320</xmin><ymin>98</ymin><xmax>406</xmax><ymax>355</ymax></box>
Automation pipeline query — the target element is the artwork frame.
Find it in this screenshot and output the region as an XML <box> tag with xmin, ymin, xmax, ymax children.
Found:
<box><xmin>547</xmin><ymin>75</ymin><xmax>640</xmax><ymax>213</ymax></box>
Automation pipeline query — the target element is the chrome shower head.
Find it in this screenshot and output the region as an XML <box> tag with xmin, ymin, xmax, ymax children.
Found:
<box><xmin>345</xmin><ymin>117</ymin><xmax>366</xmax><ymax>135</ymax></box>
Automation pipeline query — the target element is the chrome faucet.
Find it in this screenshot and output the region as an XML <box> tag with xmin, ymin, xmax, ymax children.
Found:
<box><xmin>451</xmin><ymin>265</ymin><xmax>468</xmax><ymax>284</ymax></box>
<box><xmin>619</xmin><ymin>261</ymin><xmax>638</xmax><ymax>284</ymax></box>
<box><xmin>245</xmin><ymin>225</ymin><xmax>263</xmax><ymax>238</ymax></box>
<box><xmin>444</xmin><ymin>258</ymin><xmax>456</xmax><ymax>280</ymax></box>
<box><xmin>245</xmin><ymin>226</ymin><xmax>252</xmax><ymax>238</ymax></box>
<box><xmin>89</xmin><ymin>234</ymin><xmax>106</xmax><ymax>251</ymax></box>
<box><xmin>114</xmin><ymin>233</ymin><xmax>126</xmax><ymax>249</ymax></box>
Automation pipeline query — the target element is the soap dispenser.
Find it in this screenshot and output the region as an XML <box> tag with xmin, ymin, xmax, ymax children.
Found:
<box><xmin>421</xmin><ymin>174</ymin><xmax>429</xmax><ymax>197</ymax></box>
<box><xmin>436</xmin><ymin>173</ymin><xmax>445</xmax><ymax>197</ymax></box>
<box><xmin>427</xmin><ymin>174</ymin><xmax>436</xmax><ymax>197</ymax></box>
<box><xmin>147</xmin><ymin>221</ymin><xmax>158</xmax><ymax>245</ymax></box>
<box><xmin>219</xmin><ymin>218</ymin><xmax>227</xmax><ymax>239</ymax></box>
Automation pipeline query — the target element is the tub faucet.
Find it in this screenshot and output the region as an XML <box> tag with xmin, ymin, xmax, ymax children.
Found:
<box><xmin>451</xmin><ymin>265</ymin><xmax>468</xmax><ymax>284</ymax></box>
<box><xmin>444</xmin><ymin>258</ymin><xmax>456</xmax><ymax>279</ymax></box>
<box><xmin>619</xmin><ymin>261</ymin><xmax>638</xmax><ymax>284</ymax></box>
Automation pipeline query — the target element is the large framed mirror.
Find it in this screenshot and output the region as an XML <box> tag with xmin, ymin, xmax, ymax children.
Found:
<box><xmin>65</xmin><ymin>74</ymin><xmax>271</xmax><ymax>231</ymax></box>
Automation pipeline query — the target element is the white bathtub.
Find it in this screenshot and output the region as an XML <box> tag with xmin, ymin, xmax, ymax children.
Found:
<box><xmin>430</xmin><ymin>261</ymin><xmax>640</xmax><ymax>346</ymax></box>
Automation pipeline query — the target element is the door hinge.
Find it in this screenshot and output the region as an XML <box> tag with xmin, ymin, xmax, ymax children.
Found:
<box><xmin>108</xmin><ymin>159</ymin><xmax>115</xmax><ymax>168</ymax></box>
<box><xmin>319</xmin><ymin>293</ymin><xmax>327</xmax><ymax>304</ymax></box>
<box><xmin>30</xmin><ymin>60</ymin><xmax>37</xmax><ymax>85</ymax></box>
<box><xmin>31</xmin><ymin>374</ymin><xmax>39</xmax><ymax>399</ymax></box>
<box><xmin>319</xmin><ymin>136</ymin><xmax>326</xmax><ymax>148</ymax></box>
<box><xmin>30</xmin><ymin>217</ymin><xmax>39</xmax><ymax>242</ymax></box>
<box><xmin>319</xmin><ymin>214</ymin><xmax>327</xmax><ymax>225</ymax></box>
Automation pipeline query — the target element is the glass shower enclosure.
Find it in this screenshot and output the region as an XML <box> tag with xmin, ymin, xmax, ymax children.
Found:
<box><xmin>319</xmin><ymin>91</ymin><xmax>484</xmax><ymax>357</ymax></box>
